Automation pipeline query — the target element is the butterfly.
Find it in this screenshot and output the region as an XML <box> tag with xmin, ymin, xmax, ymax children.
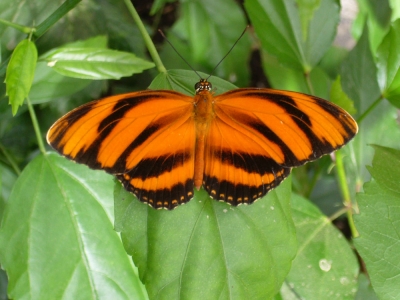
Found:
<box><xmin>47</xmin><ymin>76</ymin><xmax>358</xmax><ymax>210</ymax></box>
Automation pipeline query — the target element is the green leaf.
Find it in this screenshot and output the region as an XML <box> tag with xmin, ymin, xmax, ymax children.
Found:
<box><xmin>245</xmin><ymin>0</ymin><xmax>340</xmax><ymax>72</ymax></box>
<box><xmin>354</xmin><ymin>145</ymin><xmax>400</xmax><ymax>300</ymax></box>
<box><xmin>285</xmin><ymin>194</ymin><xmax>359</xmax><ymax>299</ymax></box>
<box><xmin>115</xmin><ymin>179</ymin><xmax>296</xmax><ymax>299</ymax></box>
<box><xmin>5</xmin><ymin>39</ymin><xmax>37</xmax><ymax>115</ymax></box>
<box><xmin>149</xmin><ymin>69</ymin><xmax>237</xmax><ymax>95</ymax></box>
<box><xmin>0</xmin><ymin>153</ymin><xmax>147</xmax><ymax>299</ymax></box>
<box><xmin>376</xmin><ymin>19</ymin><xmax>400</xmax><ymax>107</ymax></box>
<box><xmin>41</xmin><ymin>48</ymin><xmax>154</xmax><ymax>80</ymax></box>
<box><xmin>330</xmin><ymin>76</ymin><xmax>357</xmax><ymax>115</ymax></box>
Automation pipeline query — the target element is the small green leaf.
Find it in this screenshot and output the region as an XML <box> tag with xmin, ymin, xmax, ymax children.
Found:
<box><xmin>5</xmin><ymin>39</ymin><xmax>37</xmax><ymax>115</ymax></box>
<box><xmin>376</xmin><ymin>19</ymin><xmax>400</xmax><ymax>107</ymax></box>
<box><xmin>41</xmin><ymin>48</ymin><xmax>154</xmax><ymax>80</ymax></box>
<box><xmin>354</xmin><ymin>145</ymin><xmax>400</xmax><ymax>300</ymax></box>
<box><xmin>285</xmin><ymin>194</ymin><xmax>359</xmax><ymax>299</ymax></box>
<box><xmin>0</xmin><ymin>154</ymin><xmax>148</xmax><ymax>299</ymax></box>
<box><xmin>330</xmin><ymin>76</ymin><xmax>357</xmax><ymax>115</ymax></box>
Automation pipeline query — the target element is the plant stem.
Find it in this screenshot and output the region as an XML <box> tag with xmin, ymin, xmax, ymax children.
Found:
<box><xmin>123</xmin><ymin>0</ymin><xmax>167</xmax><ymax>74</ymax></box>
<box><xmin>328</xmin><ymin>207</ymin><xmax>349</xmax><ymax>223</ymax></box>
<box><xmin>335</xmin><ymin>150</ymin><xmax>359</xmax><ymax>237</ymax></box>
<box><xmin>357</xmin><ymin>95</ymin><xmax>383</xmax><ymax>124</ymax></box>
<box><xmin>27</xmin><ymin>97</ymin><xmax>46</xmax><ymax>155</ymax></box>
<box><xmin>0</xmin><ymin>18</ymin><xmax>33</xmax><ymax>34</ymax></box>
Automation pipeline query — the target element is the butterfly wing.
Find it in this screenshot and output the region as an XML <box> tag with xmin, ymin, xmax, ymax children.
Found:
<box><xmin>47</xmin><ymin>90</ymin><xmax>196</xmax><ymax>209</ymax></box>
<box><xmin>203</xmin><ymin>88</ymin><xmax>358</xmax><ymax>205</ymax></box>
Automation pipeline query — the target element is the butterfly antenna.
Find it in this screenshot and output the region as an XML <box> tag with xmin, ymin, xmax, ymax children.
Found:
<box><xmin>158</xmin><ymin>29</ymin><xmax>203</xmax><ymax>79</ymax></box>
<box><xmin>206</xmin><ymin>25</ymin><xmax>249</xmax><ymax>80</ymax></box>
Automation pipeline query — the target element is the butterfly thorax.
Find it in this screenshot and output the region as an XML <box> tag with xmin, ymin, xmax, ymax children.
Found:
<box><xmin>193</xmin><ymin>79</ymin><xmax>215</xmax><ymax>131</ymax></box>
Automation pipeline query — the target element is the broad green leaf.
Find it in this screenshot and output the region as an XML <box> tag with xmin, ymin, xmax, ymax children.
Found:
<box><xmin>29</xmin><ymin>62</ymin><xmax>91</xmax><ymax>104</ymax></box>
<box><xmin>149</xmin><ymin>69</ymin><xmax>236</xmax><ymax>95</ymax></box>
<box><xmin>285</xmin><ymin>194</ymin><xmax>359</xmax><ymax>299</ymax></box>
<box><xmin>41</xmin><ymin>47</ymin><xmax>154</xmax><ymax>80</ymax></box>
<box><xmin>330</xmin><ymin>76</ymin><xmax>357</xmax><ymax>115</ymax></box>
<box><xmin>0</xmin><ymin>153</ymin><xmax>147</xmax><ymax>299</ymax></box>
<box><xmin>376</xmin><ymin>19</ymin><xmax>400</xmax><ymax>107</ymax></box>
<box><xmin>245</xmin><ymin>0</ymin><xmax>340</xmax><ymax>72</ymax></box>
<box><xmin>115</xmin><ymin>179</ymin><xmax>296</xmax><ymax>299</ymax></box>
<box><xmin>5</xmin><ymin>39</ymin><xmax>37</xmax><ymax>115</ymax></box>
<box><xmin>354</xmin><ymin>145</ymin><xmax>400</xmax><ymax>300</ymax></box>
<box><xmin>161</xmin><ymin>0</ymin><xmax>251</xmax><ymax>86</ymax></box>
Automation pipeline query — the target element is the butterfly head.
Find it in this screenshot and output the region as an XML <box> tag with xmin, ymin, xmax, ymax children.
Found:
<box><xmin>195</xmin><ymin>79</ymin><xmax>212</xmax><ymax>94</ymax></box>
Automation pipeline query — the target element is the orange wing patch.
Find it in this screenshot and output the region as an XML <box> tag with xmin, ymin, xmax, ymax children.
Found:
<box><xmin>47</xmin><ymin>79</ymin><xmax>358</xmax><ymax>210</ymax></box>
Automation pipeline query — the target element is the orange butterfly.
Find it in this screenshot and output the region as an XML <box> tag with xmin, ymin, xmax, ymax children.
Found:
<box><xmin>47</xmin><ymin>77</ymin><xmax>358</xmax><ymax>210</ymax></box>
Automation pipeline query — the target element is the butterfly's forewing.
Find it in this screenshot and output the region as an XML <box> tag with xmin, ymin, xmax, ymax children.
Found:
<box><xmin>47</xmin><ymin>90</ymin><xmax>196</xmax><ymax>209</ymax></box>
<box><xmin>203</xmin><ymin>88</ymin><xmax>358</xmax><ymax>205</ymax></box>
